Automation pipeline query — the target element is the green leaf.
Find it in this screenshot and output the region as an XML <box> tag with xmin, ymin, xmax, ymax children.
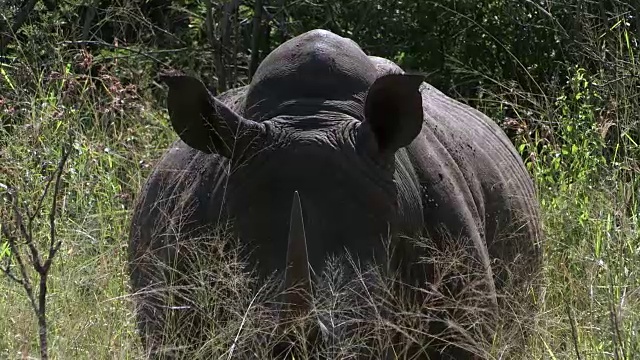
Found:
<box><xmin>0</xmin><ymin>241</ymin><xmax>9</xmax><ymax>260</ymax></box>
<box><xmin>518</xmin><ymin>143</ymin><xmax>527</xmax><ymax>153</ymax></box>
<box><xmin>571</xmin><ymin>144</ymin><xmax>578</xmax><ymax>154</ymax></box>
<box><xmin>0</xmin><ymin>65</ymin><xmax>15</xmax><ymax>91</ymax></box>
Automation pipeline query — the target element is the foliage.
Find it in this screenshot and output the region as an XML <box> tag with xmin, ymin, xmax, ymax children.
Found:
<box><xmin>521</xmin><ymin>66</ymin><xmax>608</xmax><ymax>186</ymax></box>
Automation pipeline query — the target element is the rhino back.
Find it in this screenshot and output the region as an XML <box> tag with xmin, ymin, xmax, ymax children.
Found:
<box><xmin>406</xmin><ymin>83</ymin><xmax>541</xmax><ymax>274</ymax></box>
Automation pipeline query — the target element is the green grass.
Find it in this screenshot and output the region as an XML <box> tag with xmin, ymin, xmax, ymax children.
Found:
<box><xmin>1</xmin><ymin>25</ymin><xmax>639</xmax><ymax>360</ymax></box>
<box><xmin>0</xmin><ymin>54</ymin><xmax>174</xmax><ymax>358</ymax></box>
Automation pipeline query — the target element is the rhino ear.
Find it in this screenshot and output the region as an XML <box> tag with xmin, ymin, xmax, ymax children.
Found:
<box><xmin>160</xmin><ymin>73</ymin><xmax>265</xmax><ymax>157</ymax></box>
<box><xmin>362</xmin><ymin>74</ymin><xmax>424</xmax><ymax>155</ymax></box>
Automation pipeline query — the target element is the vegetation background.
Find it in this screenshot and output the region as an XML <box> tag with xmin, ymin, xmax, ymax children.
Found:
<box><xmin>0</xmin><ymin>0</ymin><xmax>639</xmax><ymax>358</ymax></box>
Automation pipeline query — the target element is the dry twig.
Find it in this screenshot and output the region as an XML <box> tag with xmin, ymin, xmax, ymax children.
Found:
<box><xmin>0</xmin><ymin>142</ymin><xmax>72</xmax><ymax>360</ymax></box>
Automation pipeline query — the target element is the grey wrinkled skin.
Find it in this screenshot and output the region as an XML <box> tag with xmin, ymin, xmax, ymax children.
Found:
<box><xmin>129</xmin><ymin>29</ymin><xmax>542</xmax><ymax>359</ymax></box>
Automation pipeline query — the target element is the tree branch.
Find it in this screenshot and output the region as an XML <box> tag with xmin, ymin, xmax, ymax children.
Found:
<box><xmin>43</xmin><ymin>143</ymin><xmax>70</xmax><ymax>272</ymax></box>
<box><xmin>1</xmin><ymin>219</ymin><xmax>38</xmax><ymax>315</ymax></box>
<box><xmin>0</xmin><ymin>140</ymin><xmax>73</xmax><ymax>360</ymax></box>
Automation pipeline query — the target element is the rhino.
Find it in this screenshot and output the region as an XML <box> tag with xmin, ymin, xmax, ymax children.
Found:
<box><xmin>128</xmin><ymin>29</ymin><xmax>542</xmax><ymax>359</ymax></box>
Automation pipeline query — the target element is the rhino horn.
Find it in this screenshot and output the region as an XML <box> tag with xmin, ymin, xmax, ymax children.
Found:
<box><xmin>279</xmin><ymin>191</ymin><xmax>313</xmax><ymax>323</ymax></box>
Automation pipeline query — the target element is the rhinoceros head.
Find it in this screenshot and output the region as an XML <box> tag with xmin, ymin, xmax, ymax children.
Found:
<box><xmin>159</xmin><ymin>30</ymin><xmax>425</xmax><ymax>356</ymax></box>
<box><xmin>159</xmin><ymin>70</ymin><xmax>424</xmax><ymax>252</ymax></box>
